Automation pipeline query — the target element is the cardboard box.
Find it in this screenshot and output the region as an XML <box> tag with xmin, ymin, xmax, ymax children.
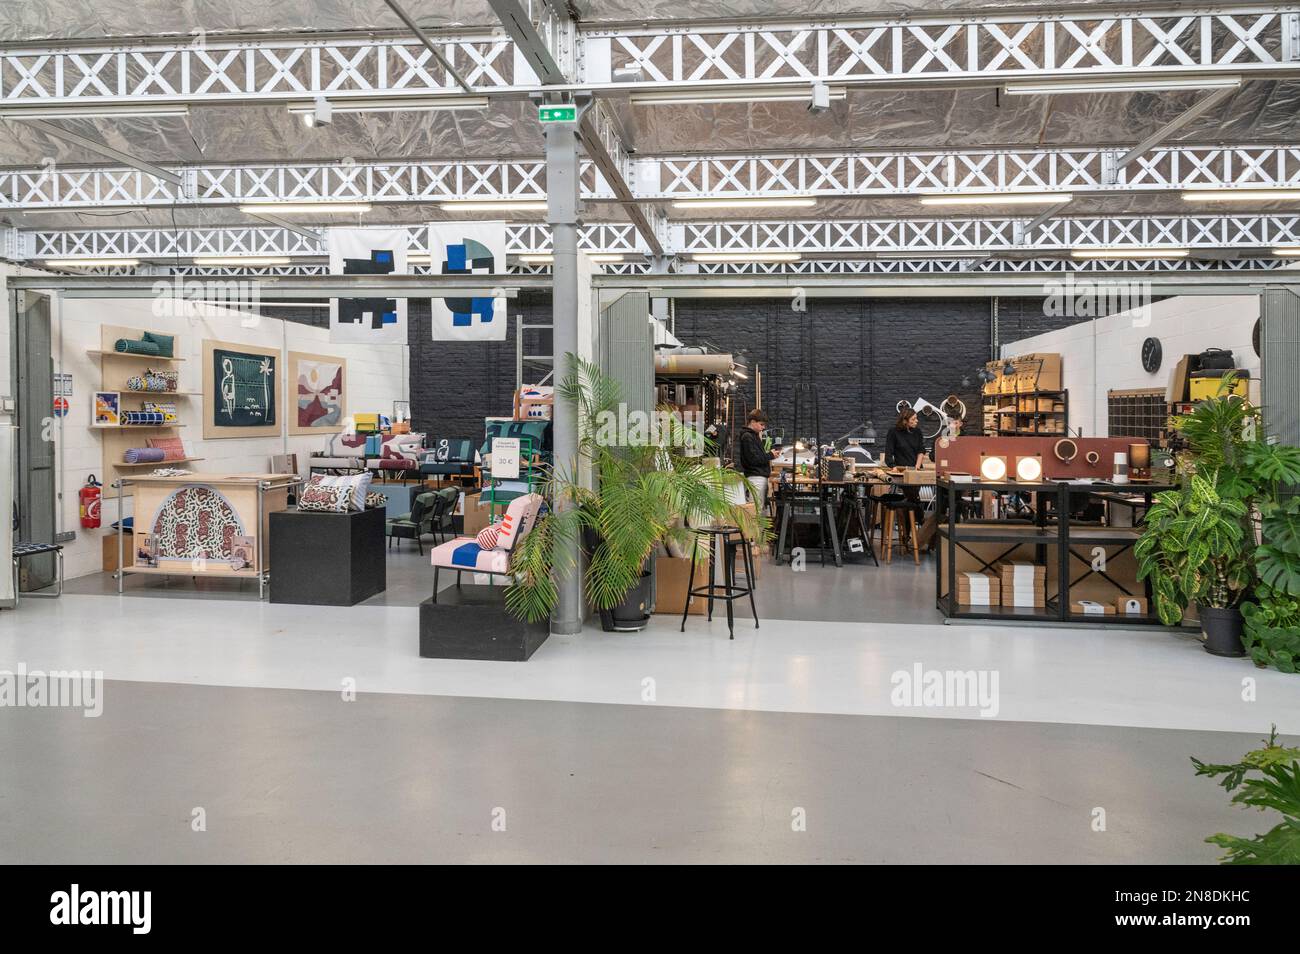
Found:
<box><xmin>461</xmin><ymin>492</ymin><xmax>493</xmax><ymax>537</ymax></box>
<box><xmin>956</xmin><ymin>570</ymin><xmax>1000</xmax><ymax>606</ymax></box>
<box><xmin>654</xmin><ymin>556</ymin><xmax>707</xmax><ymax>616</ymax></box>
<box><xmin>1116</xmin><ymin>595</ymin><xmax>1149</xmax><ymax>615</ymax></box>
<box><xmin>1167</xmin><ymin>354</ymin><xmax>1191</xmax><ymax>403</ymax></box>
<box><xmin>1071</xmin><ymin>600</ymin><xmax>1117</xmax><ymax>616</ymax></box>
<box><xmin>997</xmin><ymin>561</ymin><xmax>1046</xmax><ymax>606</ymax></box>
<box><xmin>102</xmin><ymin>530</ymin><xmax>134</xmax><ymax>573</ymax></box>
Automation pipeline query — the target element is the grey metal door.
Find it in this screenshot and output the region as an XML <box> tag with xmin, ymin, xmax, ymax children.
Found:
<box><xmin>14</xmin><ymin>290</ymin><xmax>56</xmax><ymax>590</ymax></box>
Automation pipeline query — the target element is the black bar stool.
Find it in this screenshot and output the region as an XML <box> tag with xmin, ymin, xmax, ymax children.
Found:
<box><xmin>679</xmin><ymin>525</ymin><xmax>759</xmax><ymax>640</ymax></box>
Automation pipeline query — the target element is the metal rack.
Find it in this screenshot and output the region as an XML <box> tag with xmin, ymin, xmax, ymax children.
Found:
<box><xmin>981</xmin><ymin>389</ymin><xmax>1070</xmax><ymax>437</ymax></box>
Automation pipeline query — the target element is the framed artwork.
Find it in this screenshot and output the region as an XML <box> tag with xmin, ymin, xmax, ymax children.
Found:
<box><xmin>202</xmin><ymin>339</ymin><xmax>281</xmax><ymax>439</ymax></box>
<box><xmin>92</xmin><ymin>391</ymin><xmax>120</xmax><ymax>427</ymax></box>
<box><xmin>287</xmin><ymin>351</ymin><xmax>347</xmax><ymax>436</ymax></box>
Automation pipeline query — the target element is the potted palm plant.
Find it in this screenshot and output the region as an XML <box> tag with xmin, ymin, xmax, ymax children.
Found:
<box><xmin>1136</xmin><ymin>470</ymin><xmax>1252</xmax><ymax>655</ymax></box>
<box><xmin>505</xmin><ymin>354</ymin><xmax>763</xmax><ymax>630</ymax></box>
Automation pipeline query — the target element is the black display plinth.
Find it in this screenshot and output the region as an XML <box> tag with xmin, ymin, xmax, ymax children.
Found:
<box><xmin>270</xmin><ymin>507</ymin><xmax>386</xmax><ymax>606</ymax></box>
<box><xmin>419</xmin><ymin>585</ymin><xmax>549</xmax><ymax>661</ymax></box>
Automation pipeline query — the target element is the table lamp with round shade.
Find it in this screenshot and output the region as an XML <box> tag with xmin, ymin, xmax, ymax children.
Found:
<box><xmin>1015</xmin><ymin>454</ymin><xmax>1043</xmax><ymax>482</ymax></box>
<box><xmin>980</xmin><ymin>454</ymin><xmax>1008</xmax><ymax>481</ymax></box>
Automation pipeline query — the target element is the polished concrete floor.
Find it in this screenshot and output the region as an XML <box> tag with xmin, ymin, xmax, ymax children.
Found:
<box><xmin>9</xmin><ymin>532</ymin><xmax>1292</xmax><ymax>864</ymax></box>
<box><xmin>0</xmin><ymin>679</ymin><xmax>1269</xmax><ymax>864</ymax></box>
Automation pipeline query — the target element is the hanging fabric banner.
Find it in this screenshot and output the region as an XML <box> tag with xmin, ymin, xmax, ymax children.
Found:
<box><xmin>428</xmin><ymin>222</ymin><xmax>508</xmax><ymax>341</ymax></box>
<box><xmin>327</xmin><ymin>227</ymin><xmax>409</xmax><ymax>345</ymax></box>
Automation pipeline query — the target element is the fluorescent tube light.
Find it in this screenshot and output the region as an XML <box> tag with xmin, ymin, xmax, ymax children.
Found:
<box><xmin>1272</xmin><ymin>247</ymin><xmax>1300</xmax><ymax>257</ymax></box>
<box><xmin>238</xmin><ymin>202</ymin><xmax>371</xmax><ymax>214</ymax></box>
<box><xmin>439</xmin><ymin>200</ymin><xmax>547</xmax><ymax>212</ymax></box>
<box><xmin>43</xmin><ymin>258</ymin><xmax>140</xmax><ymax>267</ymax></box>
<box><xmin>672</xmin><ymin>197</ymin><xmax>817</xmax><ymax>211</ymax></box>
<box><xmin>518</xmin><ymin>254</ymin><xmax>626</xmax><ymax>265</ymax></box>
<box><xmin>288</xmin><ymin>96</ymin><xmax>489</xmax><ymax>115</ymax></box>
<box><xmin>0</xmin><ymin>104</ymin><xmax>190</xmax><ymax>120</ymax></box>
<box><xmin>406</xmin><ymin>253</ymin><xmax>432</xmax><ymax>264</ymax></box>
<box><xmin>919</xmin><ymin>192</ymin><xmax>1073</xmax><ymax>207</ymax></box>
<box><xmin>1070</xmin><ymin>248</ymin><xmax>1190</xmax><ymax>260</ymax></box>
<box><xmin>1005</xmin><ymin>76</ymin><xmax>1242</xmax><ymax>95</ymax></box>
<box><xmin>1181</xmin><ymin>189</ymin><xmax>1300</xmax><ymax>202</ymax></box>
<box><xmin>193</xmin><ymin>256</ymin><xmax>292</xmax><ymax>266</ymax></box>
<box><xmin>692</xmin><ymin>252</ymin><xmax>802</xmax><ymax>263</ymax></box>
<box><xmin>518</xmin><ymin>254</ymin><xmax>554</xmax><ymax>264</ymax></box>
<box><xmin>630</xmin><ymin>87</ymin><xmax>846</xmax><ymax>107</ymax></box>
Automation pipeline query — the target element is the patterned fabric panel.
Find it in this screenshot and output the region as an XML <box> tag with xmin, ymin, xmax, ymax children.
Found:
<box><xmin>122</xmin><ymin>411</ymin><xmax>166</xmax><ymax>426</ymax></box>
<box><xmin>147</xmin><ymin>436</ymin><xmax>188</xmax><ymax>461</ymax></box>
<box><xmin>429</xmin><ymin>538</ymin><xmax>510</xmax><ymax>573</ymax></box>
<box><xmin>298</xmin><ymin>483</ymin><xmax>351</xmax><ymax>513</ymax></box>
<box><xmin>150</xmin><ymin>485</ymin><xmax>243</xmax><ymax>559</ymax></box>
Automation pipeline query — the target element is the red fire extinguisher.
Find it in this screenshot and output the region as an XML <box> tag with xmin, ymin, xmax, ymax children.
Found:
<box><xmin>80</xmin><ymin>475</ymin><xmax>102</xmax><ymax>530</ymax></box>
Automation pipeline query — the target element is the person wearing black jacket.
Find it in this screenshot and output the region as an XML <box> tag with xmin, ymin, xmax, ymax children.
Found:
<box><xmin>737</xmin><ymin>408</ymin><xmax>776</xmax><ymax>511</ymax></box>
<box><xmin>885</xmin><ymin>409</ymin><xmax>928</xmax><ymax>468</ymax></box>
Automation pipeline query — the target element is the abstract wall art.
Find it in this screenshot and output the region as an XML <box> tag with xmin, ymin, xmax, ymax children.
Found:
<box><xmin>429</xmin><ymin>222</ymin><xmax>508</xmax><ymax>341</ymax></box>
<box><xmin>327</xmin><ymin>227</ymin><xmax>409</xmax><ymax>345</ymax></box>
<box><xmin>202</xmin><ymin>339</ymin><xmax>282</xmax><ymax>439</ymax></box>
<box><xmin>287</xmin><ymin>351</ymin><xmax>347</xmax><ymax>436</ymax></box>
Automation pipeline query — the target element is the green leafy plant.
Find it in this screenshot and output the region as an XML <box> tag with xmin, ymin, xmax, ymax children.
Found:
<box><xmin>1136</xmin><ymin>470</ymin><xmax>1251</xmax><ymax>625</ymax></box>
<box><xmin>1241</xmin><ymin>495</ymin><xmax>1300</xmax><ymax>672</ymax></box>
<box><xmin>1192</xmin><ymin>727</ymin><xmax>1300</xmax><ymax>864</ymax></box>
<box><xmin>505</xmin><ymin>354</ymin><xmax>764</xmax><ymax>624</ymax></box>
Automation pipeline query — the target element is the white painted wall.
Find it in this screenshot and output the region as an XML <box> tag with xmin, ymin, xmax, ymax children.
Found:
<box><xmin>1002</xmin><ymin>295</ymin><xmax>1260</xmax><ymax>437</ymax></box>
<box><xmin>15</xmin><ymin>292</ymin><xmax>407</xmax><ymax>581</ymax></box>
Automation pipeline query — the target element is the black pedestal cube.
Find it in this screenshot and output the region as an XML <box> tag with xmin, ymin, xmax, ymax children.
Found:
<box><xmin>270</xmin><ymin>507</ymin><xmax>386</xmax><ymax>606</ymax></box>
<box><xmin>419</xmin><ymin>585</ymin><xmax>549</xmax><ymax>661</ymax></box>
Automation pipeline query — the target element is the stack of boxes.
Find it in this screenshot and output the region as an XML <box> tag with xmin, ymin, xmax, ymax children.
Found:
<box><xmin>997</xmin><ymin>561</ymin><xmax>1046</xmax><ymax>609</ymax></box>
<box><xmin>955</xmin><ymin>570</ymin><xmax>1000</xmax><ymax>607</ymax></box>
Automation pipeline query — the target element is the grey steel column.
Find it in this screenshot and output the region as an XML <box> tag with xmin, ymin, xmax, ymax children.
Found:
<box><xmin>1260</xmin><ymin>286</ymin><xmax>1300</xmax><ymax>448</ymax></box>
<box><xmin>546</xmin><ymin>116</ymin><xmax>583</xmax><ymax>635</ymax></box>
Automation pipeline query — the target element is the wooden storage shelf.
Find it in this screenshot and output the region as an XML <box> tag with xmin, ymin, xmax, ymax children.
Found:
<box><xmin>118</xmin><ymin>390</ymin><xmax>199</xmax><ymax>396</ymax></box>
<box><xmin>87</xmin><ymin>349</ymin><xmax>185</xmax><ymax>361</ymax></box>
<box><xmin>115</xmin><ymin>457</ymin><xmax>204</xmax><ymax>467</ymax></box>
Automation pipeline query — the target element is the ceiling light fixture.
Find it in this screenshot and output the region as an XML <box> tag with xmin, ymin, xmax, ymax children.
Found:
<box><xmin>672</xmin><ymin>197</ymin><xmax>817</xmax><ymax>211</ymax></box>
<box><xmin>1181</xmin><ymin>188</ymin><xmax>1300</xmax><ymax>202</ymax></box>
<box><xmin>192</xmin><ymin>256</ymin><xmax>293</xmax><ymax>266</ymax></box>
<box><xmin>439</xmin><ymin>200</ymin><xmax>547</xmax><ymax>212</ymax></box>
<box><xmin>1004</xmin><ymin>76</ymin><xmax>1242</xmax><ymax>96</ymax></box>
<box><xmin>1272</xmin><ymin>246</ymin><xmax>1300</xmax><ymax>257</ymax></box>
<box><xmin>919</xmin><ymin>192</ymin><xmax>1073</xmax><ymax>206</ymax></box>
<box><xmin>43</xmin><ymin>258</ymin><xmax>140</xmax><ymax>268</ymax></box>
<box><xmin>629</xmin><ymin>86</ymin><xmax>847</xmax><ymax>107</ymax></box>
<box><xmin>237</xmin><ymin>202</ymin><xmax>371</xmax><ymax>214</ymax></box>
<box><xmin>0</xmin><ymin>104</ymin><xmax>191</xmax><ymax>120</ymax></box>
<box><xmin>691</xmin><ymin>252</ymin><xmax>802</xmax><ymax>263</ymax></box>
<box><xmin>288</xmin><ymin>96</ymin><xmax>489</xmax><ymax>118</ymax></box>
<box><xmin>406</xmin><ymin>253</ymin><xmax>432</xmax><ymax>264</ymax></box>
<box><xmin>518</xmin><ymin>254</ymin><xmax>555</xmax><ymax>264</ymax></box>
<box><xmin>1071</xmin><ymin>247</ymin><xmax>1190</xmax><ymax>260</ymax></box>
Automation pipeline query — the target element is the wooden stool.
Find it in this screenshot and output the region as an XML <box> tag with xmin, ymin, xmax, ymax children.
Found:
<box><xmin>881</xmin><ymin>500</ymin><xmax>920</xmax><ymax>564</ymax></box>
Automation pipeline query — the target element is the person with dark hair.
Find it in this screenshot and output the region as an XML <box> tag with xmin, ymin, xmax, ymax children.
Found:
<box><xmin>738</xmin><ymin>408</ymin><xmax>776</xmax><ymax>510</ymax></box>
<box><xmin>885</xmin><ymin>408</ymin><xmax>928</xmax><ymax>468</ymax></box>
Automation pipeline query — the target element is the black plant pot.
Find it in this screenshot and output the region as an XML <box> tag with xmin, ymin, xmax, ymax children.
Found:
<box><xmin>600</xmin><ymin>569</ymin><xmax>653</xmax><ymax>633</ymax></box>
<box><xmin>1199</xmin><ymin>605</ymin><xmax>1246</xmax><ymax>658</ymax></box>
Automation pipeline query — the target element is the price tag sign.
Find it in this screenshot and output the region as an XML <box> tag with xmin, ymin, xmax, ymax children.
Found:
<box><xmin>490</xmin><ymin>437</ymin><xmax>521</xmax><ymax>479</ymax></box>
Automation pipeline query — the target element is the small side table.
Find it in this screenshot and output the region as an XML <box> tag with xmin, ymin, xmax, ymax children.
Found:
<box><xmin>679</xmin><ymin>525</ymin><xmax>759</xmax><ymax>640</ymax></box>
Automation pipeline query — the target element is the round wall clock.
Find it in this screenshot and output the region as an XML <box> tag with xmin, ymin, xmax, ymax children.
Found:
<box><xmin>1141</xmin><ymin>336</ymin><xmax>1163</xmax><ymax>374</ymax></box>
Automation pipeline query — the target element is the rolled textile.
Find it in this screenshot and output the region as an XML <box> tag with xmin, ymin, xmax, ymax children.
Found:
<box><xmin>122</xmin><ymin>410</ymin><xmax>165</xmax><ymax>426</ymax></box>
<box><xmin>654</xmin><ymin>352</ymin><xmax>734</xmax><ymax>375</ymax></box>
<box><xmin>123</xmin><ymin>447</ymin><xmax>165</xmax><ymax>464</ymax></box>
<box><xmin>115</xmin><ymin>338</ymin><xmax>161</xmax><ymax>356</ymax></box>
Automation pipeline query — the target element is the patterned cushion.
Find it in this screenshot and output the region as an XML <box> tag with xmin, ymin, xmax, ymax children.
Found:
<box><xmin>299</xmin><ymin>482</ymin><xmax>351</xmax><ymax>513</ymax></box>
<box><xmin>308</xmin><ymin>472</ymin><xmax>372</xmax><ymax>512</ymax></box>
<box><xmin>475</xmin><ymin>524</ymin><xmax>502</xmax><ymax>549</ymax></box>
<box><xmin>364</xmin><ymin>491</ymin><xmax>387</xmax><ymax>509</ymax></box>
<box><xmin>146</xmin><ymin>436</ymin><xmax>188</xmax><ymax>461</ymax></box>
<box><xmin>495</xmin><ymin>493</ymin><xmax>544</xmax><ymax>552</ymax></box>
<box><xmin>429</xmin><ymin>537</ymin><xmax>511</xmax><ymax>573</ymax></box>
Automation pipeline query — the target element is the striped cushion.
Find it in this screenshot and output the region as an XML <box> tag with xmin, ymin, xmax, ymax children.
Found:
<box><xmin>476</xmin><ymin>524</ymin><xmax>502</xmax><ymax>549</ymax></box>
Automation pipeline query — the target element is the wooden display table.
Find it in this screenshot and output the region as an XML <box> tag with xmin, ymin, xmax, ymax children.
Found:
<box><xmin>113</xmin><ymin>472</ymin><xmax>299</xmax><ymax>599</ymax></box>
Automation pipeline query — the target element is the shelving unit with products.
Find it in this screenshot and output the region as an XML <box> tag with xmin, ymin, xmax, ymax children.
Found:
<box><xmin>981</xmin><ymin>390</ymin><xmax>1069</xmax><ymax>436</ymax></box>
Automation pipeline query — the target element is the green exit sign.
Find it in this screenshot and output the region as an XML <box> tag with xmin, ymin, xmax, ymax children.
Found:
<box><xmin>538</xmin><ymin>104</ymin><xmax>577</xmax><ymax>124</ymax></box>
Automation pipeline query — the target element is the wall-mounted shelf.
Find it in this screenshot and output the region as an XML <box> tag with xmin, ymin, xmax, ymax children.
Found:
<box><xmin>118</xmin><ymin>390</ymin><xmax>198</xmax><ymax>396</ymax></box>
<box><xmin>115</xmin><ymin>457</ymin><xmax>204</xmax><ymax>467</ymax></box>
<box><xmin>87</xmin><ymin>349</ymin><xmax>185</xmax><ymax>361</ymax></box>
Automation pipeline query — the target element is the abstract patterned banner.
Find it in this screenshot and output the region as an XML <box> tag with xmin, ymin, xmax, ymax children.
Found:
<box><xmin>327</xmin><ymin>227</ymin><xmax>409</xmax><ymax>345</ymax></box>
<box><xmin>428</xmin><ymin>221</ymin><xmax>507</xmax><ymax>341</ymax></box>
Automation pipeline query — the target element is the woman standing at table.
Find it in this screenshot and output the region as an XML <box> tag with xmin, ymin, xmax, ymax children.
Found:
<box><xmin>885</xmin><ymin>409</ymin><xmax>929</xmax><ymax>468</ymax></box>
<box><xmin>738</xmin><ymin>408</ymin><xmax>777</xmax><ymax>511</ymax></box>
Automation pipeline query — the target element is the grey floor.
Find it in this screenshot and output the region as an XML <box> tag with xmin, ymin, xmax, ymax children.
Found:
<box><xmin>64</xmin><ymin>536</ymin><xmax>942</xmax><ymax>622</ymax></box>
<box><xmin>0</xmin><ymin>679</ymin><xmax>1267</xmax><ymax>864</ymax></box>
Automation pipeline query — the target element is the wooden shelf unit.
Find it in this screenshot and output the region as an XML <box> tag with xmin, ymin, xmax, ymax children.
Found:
<box><xmin>981</xmin><ymin>389</ymin><xmax>1070</xmax><ymax>437</ymax></box>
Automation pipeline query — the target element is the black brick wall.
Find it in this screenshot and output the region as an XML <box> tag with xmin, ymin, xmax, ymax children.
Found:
<box><xmin>397</xmin><ymin>292</ymin><xmax>1095</xmax><ymax>447</ymax></box>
